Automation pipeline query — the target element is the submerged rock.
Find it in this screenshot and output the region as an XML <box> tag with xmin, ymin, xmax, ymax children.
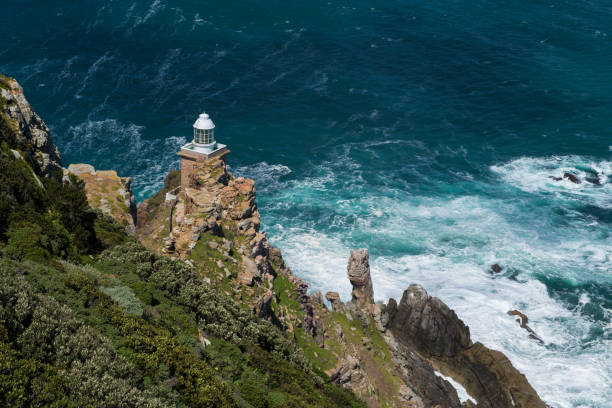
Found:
<box><xmin>585</xmin><ymin>176</ymin><xmax>601</xmax><ymax>185</ymax></box>
<box><xmin>490</xmin><ymin>263</ymin><xmax>503</xmax><ymax>274</ymax></box>
<box><xmin>563</xmin><ymin>172</ymin><xmax>581</xmax><ymax>184</ymax></box>
<box><xmin>507</xmin><ymin>310</ymin><xmax>544</xmax><ymax>344</ymax></box>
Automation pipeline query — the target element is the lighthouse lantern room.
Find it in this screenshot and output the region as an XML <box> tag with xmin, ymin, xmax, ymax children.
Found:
<box><xmin>178</xmin><ymin>111</ymin><xmax>228</xmax><ymax>188</ymax></box>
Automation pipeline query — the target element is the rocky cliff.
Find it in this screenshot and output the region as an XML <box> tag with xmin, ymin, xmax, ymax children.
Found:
<box><xmin>66</xmin><ymin>163</ymin><xmax>138</xmax><ymax>234</ymax></box>
<box><xmin>1</xmin><ymin>74</ymin><xmax>547</xmax><ymax>408</ymax></box>
<box><xmin>133</xmin><ymin>154</ymin><xmax>547</xmax><ymax>408</ymax></box>
<box><xmin>0</xmin><ymin>74</ymin><xmax>62</xmax><ymax>176</ymax></box>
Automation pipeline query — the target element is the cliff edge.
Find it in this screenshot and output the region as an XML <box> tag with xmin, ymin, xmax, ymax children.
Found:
<box><xmin>0</xmin><ymin>74</ymin><xmax>62</xmax><ymax>176</ymax></box>
<box><xmin>134</xmin><ymin>154</ymin><xmax>547</xmax><ymax>408</ymax></box>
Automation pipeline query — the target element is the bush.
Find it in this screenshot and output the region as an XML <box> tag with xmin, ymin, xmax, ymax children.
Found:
<box><xmin>4</xmin><ymin>215</ymin><xmax>78</xmax><ymax>262</ymax></box>
<box><xmin>101</xmin><ymin>286</ymin><xmax>143</xmax><ymax>316</ymax></box>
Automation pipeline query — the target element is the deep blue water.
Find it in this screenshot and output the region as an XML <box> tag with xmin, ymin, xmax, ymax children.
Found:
<box><xmin>2</xmin><ymin>1</ymin><xmax>611</xmax><ymax>406</ymax></box>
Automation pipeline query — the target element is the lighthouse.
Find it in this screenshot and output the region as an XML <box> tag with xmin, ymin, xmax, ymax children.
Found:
<box><xmin>178</xmin><ymin>111</ymin><xmax>228</xmax><ymax>188</ymax></box>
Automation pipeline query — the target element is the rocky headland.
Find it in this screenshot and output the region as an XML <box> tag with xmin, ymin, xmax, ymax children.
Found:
<box><xmin>0</xmin><ymin>74</ymin><xmax>548</xmax><ymax>408</ymax></box>
<box><xmin>131</xmin><ymin>142</ymin><xmax>548</xmax><ymax>407</ymax></box>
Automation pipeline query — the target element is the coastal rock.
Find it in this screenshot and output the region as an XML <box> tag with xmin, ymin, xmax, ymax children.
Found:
<box><xmin>389</xmin><ymin>284</ymin><xmax>546</xmax><ymax>408</ymax></box>
<box><xmin>330</xmin><ymin>355</ymin><xmax>360</xmax><ymax>385</ymax></box>
<box><xmin>325</xmin><ymin>291</ymin><xmax>343</xmax><ymax>311</ymax></box>
<box><xmin>390</xmin><ymin>284</ymin><xmax>471</xmax><ymax>358</ymax></box>
<box><xmin>490</xmin><ymin>263</ymin><xmax>503</xmax><ymax>274</ymax></box>
<box><xmin>387</xmin><ymin>335</ymin><xmax>462</xmax><ymax>408</ymax></box>
<box><xmin>372</xmin><ymin>302</ymin><xmax>389</xmax><ymax>332</ymax></box>
<box><xmin>347</xmin><ymin>248</ymin><xmax>374</xmax><ymax>310</ymax></box>
<box><xmin>239</xmin><ymin>256</ymin><xmax>259</xmax><ymax>286</ymax></box>
<box><xmin>134</xmin><ymin>144</ymin><xmax>548</xmax><ymax>408</ymax></box>
<box><xmin>563</xmin><ymin>172</ymin><xmax>581</xmax><ymax>184</ymax></box>
<box><xmin>507</xmin><ymin>310</ymin><xmax>544</xmax><ymax>344</ymax></box>
<box><xmin>309</xmin><ymin>291</ymin><xmax>325</xmax><ymax>308</ymax></box>
<box><xmin>254</xmin><ymin>290</ymin><xmax>276</xmax><ymax>319</ymax></box>
<box><xmin>0</xmin><ymin>75</ymin><xmax>62</xmax><ymax>176</ymax></box>
<box><xmin>67</xmin><ymin>164</ymin><xmax>137</xmax><ymax>234</ymax></box>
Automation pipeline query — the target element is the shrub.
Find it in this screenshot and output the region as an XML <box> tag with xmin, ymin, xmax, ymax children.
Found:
<box><xmin>101</xmin><ymin>286</ymin><xmax>143</xmax><ymax>316</ymax></box>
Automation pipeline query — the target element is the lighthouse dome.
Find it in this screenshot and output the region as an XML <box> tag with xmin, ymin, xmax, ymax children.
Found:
<box><xmin>193</xmin><ymin>112</ymin><xmax>215</xmax><ymax>130</ymax></box>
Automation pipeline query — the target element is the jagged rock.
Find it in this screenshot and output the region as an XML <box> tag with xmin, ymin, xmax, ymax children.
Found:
<box><xmin>254</xmin><ymin>290</ymin><xmax>276</xmax><ymax>319</ymax></box>
<box><xmin>254</xmin><ymin>255</ymin><xmax>272</xmax><ymax>277</ymax></box>
<box><xmin>309</xmin><ymin>291</ymin><xmax>325</xmax><ymax>308</ymax></box>
<box><xmin>325</xmin><ymin>291</ymin><xmax>344</xmax><ymax>312</ymax></box>
<box><xmin>222</xmin><ymin>239</ymin><xmax>232</xmax><ymax>252</ymax></box>
<box><xmin>507</xmin><ymin>310</ymin><xmax>544</xmax><ymax>344</ymax></box>
<box><xmin>490</xmin><ymin>263</ymin><xmax>503</xmax><ymax>274</ymax></box>
<box><xmin>290</xmin><ymin>276</ymin><xmax>318</xmax><ymax>335</ymax></box>
<box><xmin>250</xmin><ymin>232</ymin><xmax>269</xmax><ymax>258</ymax></box>
<box><xmin>0</xmin><ymin>75</ymin><xmax>62</xmax><ymax>176</ymax></box>
<box><xmin>387</xmin><ymin>297</ymin><xmax>398</xmax><ymax>321</ymax></box>
<box><xmin>372</xmin><ymin>302</ymin><xmax>389</xmax><ymax>332</ymax></box>
<box><xmin>238</xmin><ymin>218</ymin><xmax>253</xmax><ymax>231</ymax></box>
<box><xmin>330</xmin><ymin>355</ymin><xmax>360</xmax><ymax>385</ymax></box>
<box><xmin>347</xmin><ymin>248</ymin><xmax>374</xmax><ymax>310</ymax></box>
<box><xmin>162</xmin><ymin>237</ymin><xmax>176</xmax><ymax>254</ymax></box>
<box><xmin>67</xmin><ymin>164</ymin><xmax>138</xmax><ymax>234</ymax></box>
<box><xmin>563</xmin><ymin>172</ymin><xmax>581</xmax><ymax>184</ymax></box>
<box><xmin>390</xmin><ymin>284</ymin><xmax>471</xmax><ymax>358</ymax></box>
<box><xmin>239</xmin><ymin>256</ymin><xmax>259</xmax><ymax>286</ymax></box>
<box><xmin>389</xmin><ymin>284</ymin><xmax>546</xmax><ymax>408</ymax></box>
<box><xmin>388</xmin><ymin>335</ymin><xmax>462</xmax><ymax>408</ymax></box>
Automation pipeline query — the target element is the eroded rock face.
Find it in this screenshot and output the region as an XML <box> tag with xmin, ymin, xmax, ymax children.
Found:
<box><xmin>389</xmin><ymin>284</ymin><xmax>546</xmax><ymax>408</ymax></box>
<box><xmin>347</xmin><ymin>248</ymin><xmax>374</xmax><ymax>310</ymax></box>
<box><xmin>67</xmin><ymin>164</ymin><xmax>137</xmax><ymax>234</ymax></box>
<box><xmin>0</xmin><ymin>76</ymin><xmax>62</xmax><ymax>176</ymax></box>
<box><xmin>390</xmin><ymin>284</ymin><xmax>471</xmax><ymax>358</ymax></box>
<box><xmin>325</xmin><ymin>291</ymin><xmax>343</xmax><ymax>312</ymax></box>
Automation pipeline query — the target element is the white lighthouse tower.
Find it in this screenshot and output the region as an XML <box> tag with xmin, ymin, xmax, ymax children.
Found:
<box><xmin>178</xmin><ymin>111</ymin><xmax>228</xmax><ymax>187</ymax></box>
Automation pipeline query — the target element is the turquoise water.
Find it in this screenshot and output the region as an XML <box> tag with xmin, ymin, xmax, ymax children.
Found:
<box><xmin>1</xmin><ymin>0</ymin><xmax>611</xmax><ymax>405</ymax></box>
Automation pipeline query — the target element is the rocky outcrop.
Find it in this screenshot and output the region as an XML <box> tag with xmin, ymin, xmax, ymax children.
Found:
<box><xmin>388</xmin><ymin>285</ymin><xmax>546</xmax><ymax>408</ymax></box>
<box><xmin>389</xmin><ymin>285</ymin><xmax>472</xmax><ymax>358</ymax></box>
<box><xmin>507</xmin><ymin>310</ymin><xmax>544</xmax><ymax>344</ymax></box>
<box><xmin>347</xmin><ymin>248</ymin><xmax>375</xmax><ymax>310</ymax></box>
<box><xmin>0</xmin><ymin>75</ymin><xmax>62</xmax><ymax>176</ymax></box>
<box><xmin>563</xmin><ymin>172</ymin><xmax>580</xmax><ymax>184</ymax></box>
<box><xmin>325</xmin><ymin>291</ymin><xmax>343</xmax><ymax>311</ymax></box>
<box><xmin>67</xmin><ymin>163</ymin><xmax>137</xmax><ymax>234</ymax></box>
<box><xmin>136</xmin><ymin>151</ymin><xmax>547</xmax><ymax>408</ymax></box>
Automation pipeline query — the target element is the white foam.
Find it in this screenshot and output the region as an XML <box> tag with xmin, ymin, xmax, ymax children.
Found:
<box><xmin>234</xmin><ymin>162</ymin><xmax>291</xmax><ymax>193</ymax></box>
<box><xmin>434</xmin><ymin>370</ymin><xmax>476</xmax><ymax>404</ymax></box>
<box><xmin>246</xmin><ymin>152</ymin><xmax>612</xmax><ymax>408</ymax></box>
<box><xmin>491</xmin><ymin>155</ymin><xmax>612</xmax><ymax>209</ymax></box>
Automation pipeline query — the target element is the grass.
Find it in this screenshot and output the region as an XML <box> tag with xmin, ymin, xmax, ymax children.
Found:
<box><xmin>0</xmin><ymin>74</ymin><xmax>11</xmax><ymax>90</ymax></box>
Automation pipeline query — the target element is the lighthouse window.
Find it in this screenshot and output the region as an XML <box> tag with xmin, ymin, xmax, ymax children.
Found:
<box><xmin>194</xmin><ymin>128</ymin><xmax>215</xmax><ymax>145</ymax></box>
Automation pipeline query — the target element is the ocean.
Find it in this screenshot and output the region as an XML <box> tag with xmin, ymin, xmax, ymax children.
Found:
<box><xmin>1</xmin><ymin>0</ymin><xmax>610</xmax><ymax>406</ymax></box>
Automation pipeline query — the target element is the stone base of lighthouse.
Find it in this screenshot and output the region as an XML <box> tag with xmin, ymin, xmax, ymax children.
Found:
<box><xmin>178</xmin><ymin>142</ymin><xmax>228</xmax><ymax>189</ymax></box>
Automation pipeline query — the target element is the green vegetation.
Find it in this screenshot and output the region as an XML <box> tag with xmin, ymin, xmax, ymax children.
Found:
<box><xmin>0</xmin><ymin>110</ymin><xmax>111</xmax><ymax>258</ymax></box>
<box><xmin>0</xmin><ymin>74</ymin><xmax>10</xmax><ymax>90</ymax></box>
<box><xmin>0</xmin><ymin>240</ymin><xmax>367</xmax><ymax>407</ymax></box>
<box><xmin>0</xmin><ymin>79</ymin><xmax>367</xmax><ymax>407</ymax></box>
